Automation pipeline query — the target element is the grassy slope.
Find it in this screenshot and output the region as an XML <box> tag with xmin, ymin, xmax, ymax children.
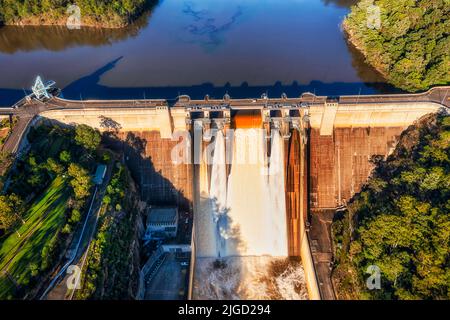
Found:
<box><xmin>0</xmin><ymin>177</ymin><xmax>69</xmax><ymax>298</ymax></box>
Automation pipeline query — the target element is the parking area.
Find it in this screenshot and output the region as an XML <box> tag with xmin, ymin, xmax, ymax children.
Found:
<box><xmin>144</xmin><ymin>252</ymin><xmax>190</xmax><ymax>300</ymax></box>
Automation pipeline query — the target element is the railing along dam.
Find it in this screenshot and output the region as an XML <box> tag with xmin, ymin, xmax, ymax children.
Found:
<box><xmin>1</xmin><ymin>86</ymin><xmax>448</xmax><ymax>299</ymax></box>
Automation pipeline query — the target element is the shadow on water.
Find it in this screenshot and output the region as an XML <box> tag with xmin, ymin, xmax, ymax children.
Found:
<box><xmin>0</xmin><ymin>0</ymin><xmax>404</xmax><ymax>106</ymax></box>
<box><xmin>343</xmin><ymin>36</ymin><xmax>402</xmax><ymax>94</ymax></box>
<box><xmin>57</xmin><ymin>57</ymin><xmax>401</xmax><ymax>102</ymax></box>
<box><xmin>197</xmin><ymin>195</ymin><xmax>245</xmax><ymax>258</ymax></box>
<box><xmin>0</xmin><ymin>53</ymin><xmax>401</xmax><ymax>106</ymax></box>
<box><xmin>0</xmin><ymin>88</ymin><xmax>27</xmax><ymax>106</ymax></box>
<box><xmin>0</xmin><ymin>0</ymin><xmax>356</xmax><ymax>55</ymax></box>
<box><xmin>0</xmin><ymin>1</ymin><xmax>160</xmax><ymax>54</ymax></box>
<box><xmin>321</xmin><ymin>0</ymin><xmax>360</xmax><ymax>8</ymax></box>
<box><xmin>211</xmin><ymin>198</ymin><xmax>245</xmax><ymax>256</ymax></box>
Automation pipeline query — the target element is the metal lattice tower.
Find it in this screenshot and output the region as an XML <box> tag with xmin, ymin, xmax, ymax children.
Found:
<box><xmin>31</xmin><ymin>76</ymin><xmax>55</xmax><ymax>100</ymax></box>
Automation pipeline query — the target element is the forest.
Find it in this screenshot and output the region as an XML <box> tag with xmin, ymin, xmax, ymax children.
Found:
<box><xmin>332</xmin><ymin>112</ymin><xmax>450</xmax><ymax>299</ymax></box>
<box><xmin>75</xmin><ymin>163</ymin><xmax>141</xmax><ymax>300</ymax></box>
<box><xmin>343</xmin><ymin>0</ymin><xmax>449</xmax><ymax>92</ymax></box>
<box><xmin>0</xmin><ymin>123</ymin><xmax>103</xmax><ymax>299</ymax></box>
<box><xmin>0</xmin><ymin>0</ymin><xmax>149</xmax><ymax>27</ymax></box>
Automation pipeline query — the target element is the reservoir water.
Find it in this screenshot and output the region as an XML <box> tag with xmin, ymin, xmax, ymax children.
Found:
<box><xmin>0</xmin><ymin>0</ymin><xmax>397</xmax><ymax>106</ymax></box>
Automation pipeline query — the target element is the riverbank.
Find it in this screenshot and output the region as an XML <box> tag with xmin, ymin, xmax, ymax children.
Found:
<box><xmin>341</xmin><ymin>19</ymin><xmax>390</xmax><ymax>82</ymax></box>
<box><xmin>0</xmin><ymin>0</ymin><xmax>398</xmax><ymax>98</ymax></box>
<box><xmin>2</xmin><ymin>15</ymin><xmax>129</xmax><ymax>29</ymax></box>
<box><xmin>342</xmin><ymin>0</ymin><xmax>449</xmax><ymax>92</ymax></box>
<box><xmin>0</xmin><ymin>0</ymin><xmax>154</xmax><ymax>29</ymax></box>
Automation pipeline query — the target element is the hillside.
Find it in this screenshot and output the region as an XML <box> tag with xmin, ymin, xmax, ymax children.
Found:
<box><xmin>75</xmin><ymin>163</ymin><xmax>143</xmax><ymax>300</ymax></box>
<box><xmin>343</xmin><ymin>0</ymin><xmax>450</xmax><ymax>92</ymax></box>
<box><xmin>332</xmin><ymin>111</ymin><xmax>450</xmax><ymax>299</ymax></box>
<box><xmin>0</xmin><ymin>0</ymin><xmax>150</xmax><ymax>28</ymax></box>
<box><xmin>0</xmin><ymin>123</ymin><xmax>103</xmax><ymax>299</ymax></box>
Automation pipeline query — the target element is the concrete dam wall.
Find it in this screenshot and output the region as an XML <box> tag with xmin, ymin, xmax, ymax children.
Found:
<box><xmin>192</xmin><ymin>110</ymin><xmax>309</xmax><ymax>300</ymax></box>
<box><xmin>308</xmin><ymin>102</ymin><xmax>441</xmax><ymax>210</ymax></box>
<box><xmin>30</xmin><ymin>92</ymin><xmax>445</xmax><ymax>300</ymax></box>
<box><xmin>40</xmin><ymin>106</ymin><xmax>194</xmax><ymax>209</ymax></box>
<box><xmin>38</xmin><ymin>99</ymin><xmax>443</xmax><ymax>230</ymax></box>
<box><xmin>39</xmin><ymin>100</ymin><xmax>442</xmax><ymax>213</ymax></box>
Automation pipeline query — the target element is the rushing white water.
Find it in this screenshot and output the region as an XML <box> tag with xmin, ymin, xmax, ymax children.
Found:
<box><xmin>195</xmin><ymin>131</ymin><xmax>229</xmax><ymax>258</ymax></box>
<box><xmin>224</xmin><ymin>128</ymin><xmax>288</xmax><ymax>256</ymax></box>
<box><xmin>209</xmin><ymin>131</ymin><xmax>228</xmax><ymax>257</ymax></box>
<box><xmin>267</xmin><ymin>129</ymin><xmax>288</xmax><ymax>256</ymax></box>
<box><xmin>194</xmin><ymin>128</ymin><xmax>307</xmax><ymax>299</ymax></box>
<box><xmin>194</xmin><ymin>256</ymin><xmax>308</xmax><ymax>300</ymax></box>
<box><xmin>194</xmin><ymin>137</ymin><xmax>215</xmax><ymax>257</ymax></box>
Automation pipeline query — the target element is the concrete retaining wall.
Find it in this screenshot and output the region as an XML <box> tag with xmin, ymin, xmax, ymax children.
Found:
<box><xmin>309</xmin><ymin>102</ymin><xmax>441</xmax><ymax>134</ymax></box>
<box><xmin>309</xmin><ymin>102</ymin><xmax>441</xmax><ymax>209</ymax></box>
<box><xmin>40</xmin><ymin>107</ymin><xmax>179</xmax><ymax>139</ymax></box>
<box><xmin>301</xmin><ymin>229</ymin><xmax>321</xmax><ymax>300</ymax></box>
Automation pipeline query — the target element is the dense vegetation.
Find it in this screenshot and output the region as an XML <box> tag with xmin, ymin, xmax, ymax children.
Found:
<box><xmin>0</xmin><ymin>117</ymin><xmax>18</xmax><ymax>183</ymax></box>
<box><xmin>343</xmin><ymin>0</ymin><xmax>450</xmax><ymax>92</ymax></box>
<box><xmin>0</xmin><ymin>0</ymin><xmax>149</xmax><ymax>28</ymax></box>
<box><xmin>0</xmin><ymin>117</ymin><xmax>16</xmax><ymax>146</ymax></box>
<box><xmin>332</xmin><ymin>112</ymin><xmax>450</xmax><ymax>300</ymax></box>
<box><xmin>76</xmin><ymin>163</ymin><xmax>141</xmax><ymax>300</ymax></box>
<box><xmin>0</xmin><ymin>123</ymin><xmax>102</xmax><ymax>299</ymax></box>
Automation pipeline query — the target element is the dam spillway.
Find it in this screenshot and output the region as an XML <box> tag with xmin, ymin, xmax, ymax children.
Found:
<box><xmin>223</xmin><ymin>128</ymin><xmax>288</xmax><ymax>256</ymax></box>
<box><xmin>197</xmin><ymin>128</ymin><xmax>289</xmax><ymax>257</ymax></box>
<box><xmin>193</xmin><ymin>112</ymin><xmax>308</xmax><ymax>299</ymax></box>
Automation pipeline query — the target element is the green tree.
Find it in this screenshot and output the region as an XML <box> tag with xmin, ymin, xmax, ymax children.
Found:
<box><xmin>62</xmin><ymin>224</ymin><xmax>72</xmax><ymax>234</ymax></box>
<box><xmin>75</xmin><ymin>165</ymin><xmax>138</xmax><ymax>299</ymax></box>
<box><xmin>102</xmin><ymin>195</ymin><xmax>111</xmax><ymax>206</ymax></box>
<box><xmin>0</xmin><ymin>194</ymin><xmax>25</xmax><ymax>233</ymax></box>
<box><xmin>29</xmin><ymin>263</ymin><xmax>39</xmax><ymax>277</ymax></box>
<box><xmin>46</xmin><ymin>157</ymin><xmax>64</xmax><ymax>175</ymax></box>
<box><xmin>0</xmin><ymin>0</ymin><xmax>148</xmax><ymax>28</ymax></box>
<box><xmin>41</xmin><ymin>231</ymin><xmax>60</xmax><ymax>271</ymax></box>
<box><xmin>75</xmin><ymin>124</ymin><xmax>101</xmax><ymax>152</ymax></box>
<box><xmin>59</xmin><ymin>150</ymin><xmax>71</xmax><ymax>164</ymax></box>
<box><xmin>69</xmin><ymin>209</ymin><xmax>82</xmax><ymax>224</ymax></box>
<box><xmin>102</xmin><ymin>150</ymin><xmax>112</xmax><ymax>163</ymax></box>
<box><xmin>68</xmin><ymin>163</ymin><xmax>93</xmax><ymax>200</ymax></box>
